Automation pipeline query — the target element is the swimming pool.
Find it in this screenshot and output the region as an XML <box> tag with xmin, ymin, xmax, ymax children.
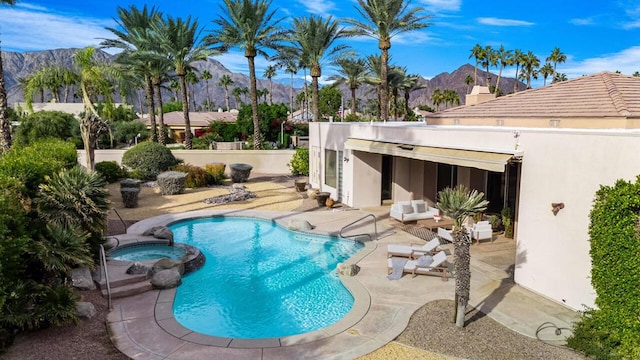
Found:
<box><xmin>168</xmin><ymin>216</ymin><xmax>363</xmax><ymax>339</ymax></box>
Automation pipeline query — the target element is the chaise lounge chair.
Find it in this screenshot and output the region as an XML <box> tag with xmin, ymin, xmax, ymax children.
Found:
<box><xmin>386</xmin><ymin>237</ymin><xmax>440</xmax><ymax>258</ymax></box>
<box><xmin>387</xmin><ymin>250</ymin><xmax>449</xmax><ymax>281</ymax></box>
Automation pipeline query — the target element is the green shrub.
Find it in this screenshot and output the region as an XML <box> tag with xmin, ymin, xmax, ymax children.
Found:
<box><xmin>112</xmin><ymin>120</ymin><xmax>148</xmax><ymax>146</ymax></box>
<box><xmin>14</xmin><ymin>111</ymin><xmax>80</xmax><ymax>147</ymax></box>
<box><xmin>204</xmin><ymin>163</ymin><xmax>226</xmax><ymax>185</ymax></box>
<box><xmin>122</xmin><ymin>141</ymin><xmax>179</xmax><ymax>180</ymax></box>
<box><xmin>95</xmin><ymin>161</ymin><xmax>128</xmax><ymax>183</ymax></box>
<box><xmin>288</xmin><ymin>147</ymin><xmax>309</xmax><ymax>176</ymax></box>
<box><xmin>567</xmin><ymin>177</ymin><xmax>640</xmax><ymax>359</ymax></box>
<box><xmin>157</xmin><ymin>171</ymin><xmax>187</xmax><ymax>195</ymax></box>
<box><xmin>173</xmin><ymin>164</ymin><xmax>209</xmax><ymax>188</ymax></box>
<box><xmin>191</xmin><ymin>137</ymin><xmax>211</xmax><ymax>150</ymax></box>
<box><xmin>29</xmin><ymin>139</ymin><xmax>78</xmax><ymax>169</ymax></box>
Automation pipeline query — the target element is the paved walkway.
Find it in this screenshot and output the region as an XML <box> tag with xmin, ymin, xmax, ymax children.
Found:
<box><xmin>105</xmin><ymin>204</ymin><xmax>579</xmax><ymax>359</ymax></box>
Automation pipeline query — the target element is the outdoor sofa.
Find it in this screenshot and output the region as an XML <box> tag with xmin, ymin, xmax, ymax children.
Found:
<box><xmin>389</xmin><ymin>200</ymin><xmax>439</xmax><ymax>223</ymax></box>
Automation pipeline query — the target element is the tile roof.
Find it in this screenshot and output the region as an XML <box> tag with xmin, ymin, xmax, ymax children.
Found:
<box><xmin>427</xmin><ymin>72</ymin><xmax>640</xmax><ymax>119</ymax></box>
<box><xmin>139</xmin><ymin>111</ymin><xmax>237</xmax><ymax>127</ymax></box>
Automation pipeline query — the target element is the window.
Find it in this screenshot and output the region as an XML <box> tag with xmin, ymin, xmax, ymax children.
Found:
<box><xmin>324</xmin><ymin>149</ymin><xmax>337</xmax><ymax>188</ymax></box>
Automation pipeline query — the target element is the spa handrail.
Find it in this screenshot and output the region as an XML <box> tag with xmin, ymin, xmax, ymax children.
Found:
<box><xmin>339</xmin><ymin>214</ymin><xmax>378</xmax><ymax>242</ymax></box>
<box><xmin>99</xmin><ymin>244</ymin><xmax>112</xmax><ymax>310</ymax></box>
<box><xmin>110</xmin><ymin>207</ymin><xmax>128</xmax><ymax>231</ymax></box>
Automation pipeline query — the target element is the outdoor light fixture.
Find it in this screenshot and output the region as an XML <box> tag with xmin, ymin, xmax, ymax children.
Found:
<box><xmin>551</xmin><ymin>202</ymin><xmax>565</xmax><ymax>216</ymax></box>
<box><xmin>343</xmin><ymin>156</ymin><xmax>349</xmax><ymax>162</ymax></box>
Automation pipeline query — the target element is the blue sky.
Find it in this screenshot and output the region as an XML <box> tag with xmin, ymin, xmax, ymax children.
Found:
<box><xmin>1</xmin><ymin>0</ymin><xmax>640</xmax><ymax>88</ymax></box>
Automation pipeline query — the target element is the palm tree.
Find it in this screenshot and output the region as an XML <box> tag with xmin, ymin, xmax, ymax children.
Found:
<box><xmin>207</xmin><ymin>0</ymin><xmax>286</xmax><ymax>149</ymax></box>
<box><xmin>512</xmin><ymin>49</ymin><xmax>525</xmax><ymax>93</ymax></box>
<box><xmin>387</xmin><ymin>65</ymin><xmax>407</xmax><ymax>120</ymax></box>
<box><xmin>345</xmin><ymin>0</ymin><xmax>431</xmax><ymax>122</ymax></box>
<box><xmin>443</xmin><ymin>89</ymin><xmax>460</xmax><ymax>108</ymax></box>
<box><xmin>158</xmin><ymin>15</ymin><xmax>211</xmax><ymax>149</ymax></box>
<box><xmin>431</xmin><ymin>88</ymin><xmax>444</xmax><ymax>111</ymax></box>
<box><xmin>263</xmin><ymin>65</ymin><xmax>277</xmax><ymax>104</ymax></box>
<box><xmin>219</xmin><ymin>74</ymin><xmax>234</xmax><ymax>111</ymax></box>
<box><xmin>633</xmin><ymin>71</ymin><xmax>640</xmax><ymax>77</ymax></box>
<box><xmin>287</xmin><ymin>15</ymin><xmax>350</xmax><ymax>123</ymax></box>
<box><xmin>185</xmin><ymin>70</ymin><xmax>199</xmax><ymax>110</ymax></box>
<box><xmin>232</xmin><ymin>86</ymin><xmax>243</xmax><ymax>108</ymax></box>
<box><xmin>520</xmin><ymin>51</ymin><xmax>540</xmax><ymax>89</ymax></box>
<box><xmin>494</xmin><ymin>45</ymin><xmax>513</xmax><ymax>94</ymax></box>
<box><xmin>329</xmin><ymin>57</ymin><xmax>368</xmax><ymax>118</ymax></box>
<box><xmin>0</xmin><ymin>0</ymin><xmax>17</xmax><ymax>151</ymax></box>
<box><xmin>101</xmin><ymin>4</ymin><xmax>164</xmax><ymax>142</ymax></box>
<box><xmin>201</xmin><ymin>69</ymin><xmax>213</xmax><ymax>109</ymax></box>
<box><xmin>74</xmin><ymin>47</ymin><xmax>117</xmax><ymax>171</ymax></box>
<box><xmin>546</xmin><ymin>47</ymin><xmax>566</xmax><ymax>74</ymax></box>
<box><xmin>437</xmin><ymin>185</ymin><xmax>488</xmax><ymax>328</ymax></box>
<box><xmin>364</xmin><ymin>54</ymin><xmax>384</xmax><ymax>118</ymax></box>
<box><xmin>469</xmin><ymin>43</ymin><xmax>483</xmax><ymax>85</ymax></box>
<box><xmin>540</xmin><ymin>63</ymin><xmax>554</xmax><ymax>86</ymax></box>
<box><xmin>552</xmin><ymin>72</ymin><xmax>568</xmax><ymax>83</ymax></box>
<box><xmin>277</xmin><ymin>58</ymin><xmax>298</xmax><ymax>113</ymax></box>
<box><xmin>480</xmin><ymin>45</ymin><xmax>496</xmax><ymax>89</ymax></box>
<box><xmin>400</xmin><ymin>73</ymin><xmax>424</xmax><ymax>120</ymax></box>
<box><xmin>464</xmin><ymin>74</ymin><xmax>474</xmax><ymax>94</ymax></box>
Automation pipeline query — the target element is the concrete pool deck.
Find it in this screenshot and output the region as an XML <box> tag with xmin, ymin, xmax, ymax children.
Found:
<box><xmin>105</xmin><ymin>206</ymin><xmax>579</xmax><ymax>359</ymax></box>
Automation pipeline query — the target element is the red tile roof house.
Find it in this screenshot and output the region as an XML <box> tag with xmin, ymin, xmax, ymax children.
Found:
<box><xmin>138</xmin><ymin>110</ymin><xmax>238</xmax><ymax>143</ymax></box>
<box><xmin>307</xmin><ymin>72</ymin><xmax>640</xmax><ymax>311</ymax></box>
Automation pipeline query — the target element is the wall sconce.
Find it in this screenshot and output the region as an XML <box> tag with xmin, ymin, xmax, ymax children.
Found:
<box><xmin>551</xmin><ymin>202</ymin><xmax>564</xmax><ymax>216</ymax></box>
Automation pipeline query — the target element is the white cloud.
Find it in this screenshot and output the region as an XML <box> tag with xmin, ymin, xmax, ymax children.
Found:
<box><xmin>393</xmin><ymin>31</ymin><xmax>435</xmax><ymax>45</ymax></box>
<box><xmin>418</xmin><ymin>0</ymin><xmax>461</xmax><ymax>13</ymax></box>
<box><xmin>569</xmin><ymin>17</ymin><xmax>595</xmax><ymax>26</ymax></box>
<box><xmin>560</xmin><ymin>46</ymin><xmax>640</xmax><ymax>78</ymax></box>
<box><xmin>621</xmin><ymin>20</ymin><xmax>640</xmax><ymax>29</ymax></box>
<box><xmin>213</xmin><ymin>51</ymin><xmax>274</xmax><ymax>75</ymax></box>
<box><xmin>477</xmin><ymin>17</ymin><xmax>535</xmax><ymax>27</ymax></box>
<box><xmin>296</xmin><ymin>0</ymin><xmax>336</xmax><ymax>17</ymax></box>
<box><xmin>0</xmin><ymin>6</ymin><xmax>115</xmax><ymax>52</ymax></box>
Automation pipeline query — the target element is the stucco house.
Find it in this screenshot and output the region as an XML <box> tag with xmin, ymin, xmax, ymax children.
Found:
<box><xmin>138</xmin><ymin>110</ymin><xmax>238</xmax><ymax>142</ymax></box>
<box><xmin>307</xmin><ymin>72</ymin><xmax>640</xmax><ymax>311</ymax></box>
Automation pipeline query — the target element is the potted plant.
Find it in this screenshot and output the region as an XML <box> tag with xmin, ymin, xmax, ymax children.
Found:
<box><xmin>294</xmin><ymin>178</ymin><xmax>307</xmax><ymax>192</ymax></box>
<box><xmin>315</xmin><ymin>192</ymin><xmax>330</xmax><ymax>207</ymax></box>
<box><xmin>501</xmin><ymin>207</ymin><xmax>514</xmax><ymax>238</ymax></box>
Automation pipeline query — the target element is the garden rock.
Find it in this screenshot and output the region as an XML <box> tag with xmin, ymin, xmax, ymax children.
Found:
<box><xmin>71</xmin><ymin>267</ymin><xmax>96</xmax><ymax>290</ymax></box>
<box><xmin>142</xmin><ymin>226</ymin><xmax>174</xmax><ymax>245</ymax></box>
<box><xmin>337</xmin><ymin>263</ymin><xmax>360</xmax><ymax>277</ymax></box>
<box><xmin>203</xmin><ymin>185</ymin><xmax>256</xmax><ymax>205</ymax></box>
<box><xmin>76</xmin><ymin>301</ymin><xmax>97</xmax><ymax>319</ymax></box>
<box><xmin>126</xmin><ymin>262</ymin><xmax>151</xmax><ymax>275</ymax></box>
<box><xmin>152</xmin><ymin>258</ymin><xmax>185</xmax><ymax>276</ymax></box>
<box><xmin>287</xmin><ymin>219</ymin><xmax>314</xmax><ymax>231</ymax></box>
<box><xmin>150</xmin><ymin>269</ymin><xmax>182</xmax><ymax>289</ymax></box>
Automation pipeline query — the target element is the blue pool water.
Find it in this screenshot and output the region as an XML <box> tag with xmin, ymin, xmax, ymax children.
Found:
<box><xmin>168</xmin><ymin>216</ymin><xmax>363</xmax><ymax>339</ymax></box>
<box><xmin>109</xmin><ymin>244</ymin><xmax>185</xmax><ymax>262</ymax></box>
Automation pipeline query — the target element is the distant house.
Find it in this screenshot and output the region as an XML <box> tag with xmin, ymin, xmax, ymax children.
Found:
<box><xmin>308</xmin><ymin>72</ymin><xmax>640</xmax><ymax>311</ymax></box>
<box><xmin>14</xmin><ymin>102</ymin><xmax>127</xmax><ymax>118</ymax></box>
<box><xmin>138</xmin><ymin>110</ymin><xmax>238</xmax><ymax>142</ymax></box>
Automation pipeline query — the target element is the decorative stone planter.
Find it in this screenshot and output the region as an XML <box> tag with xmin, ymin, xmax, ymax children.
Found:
<box><xmin>229</xmin><ymin>163</ymin><xmax>253</xmax><ymax>183</ymax></box>
<box><xmin>295</xmin><ymin>179</ymin><xmax>307</xmax><ymax>192</ymax></box>
<box><xmin>120</xmin><ymin>178</ymin><xmax>142</xmax><ymax>190</ymax></box>
<box><xmin>121</xmin><ymin>187</ymin><xmax>140</xmax><ymax>208</ymax></box>
<box><xmin>316</xmin><ymin>192</ymin><xmax>330</xmax><ymax>207</ymax></box>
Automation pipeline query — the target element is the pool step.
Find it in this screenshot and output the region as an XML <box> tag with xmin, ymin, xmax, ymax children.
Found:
<box><xmin>96</xmin><ymin>272</ymin><xmax>149</xmax><ymax>291</ymax></box>
<box><xmin>102</xmin><ymin>280</ymin><xmax>153</xmax><ymax>299</ymax></box>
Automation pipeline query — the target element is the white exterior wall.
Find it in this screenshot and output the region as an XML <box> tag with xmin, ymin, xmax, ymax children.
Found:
<box><xmin>78</xmin><ymin>149</ymin><xmax>294</xmax><ymax>174</ymax></box>
<box><xmin>309</xmin><ymin>121</ymin><xmax>640</xmax><ymax>310</ymax></box>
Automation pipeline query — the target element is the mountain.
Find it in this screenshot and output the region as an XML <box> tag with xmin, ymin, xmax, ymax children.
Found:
<box><xmin>2</xmin><ymin>48</ymin><xmax>526</xmax><ymax>112</ymax></box>
<box><xmin>3</xmin><ymin>48</ymin><xmax>296</xmax><ymax>110</ymax></box>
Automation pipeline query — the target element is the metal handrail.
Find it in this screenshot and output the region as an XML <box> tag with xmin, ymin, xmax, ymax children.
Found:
<box><xmin>339</xmin><ymin>214</ymin><xmax>378</xmax><ymax>242</ymax></box>
<box><xmin>110</xmin><ymin>207</ymin><xmax>128</xmax><ymax>232</ymax></box>
<box><xmin>99</xmin><ymin>244</ymin><xmax>112</xmax><ymax>310</ymax></box>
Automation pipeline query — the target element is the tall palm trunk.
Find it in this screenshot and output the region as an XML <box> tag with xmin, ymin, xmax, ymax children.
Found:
<box><xmin>513</xmin><ymin>65</ymin><xmax>520</xmax><ymax>93</ymax></box>
<box><xmin>268</xmin><ymin>78</ymin><xmax>273</xmax><ymax>105</ymax></box>
<box><xmin>350</xmin><ymin>86</ymin><xmax>357</xmax><ymax>118</ymax></box>
<box><xmin>290</xmin><ymin>72</ymin><xmax>294</xmax><ymax>113</ymax></box>
<box><xmin>404</xmin><ymin>90</ymin><xmax>411</xmax><ymax>121</ymax></box>
<box><xmin>247</xmin><ymin>51</ymin><xmax>261</xmax><ymax>149</ymax></box>
<box><xmin>380</xmin><ymin>46</ymin><xmax>390</xmax><ymax>122</ymax></box>
<box><xmin>224</xmin><ymin>85</ymin><xmax>230</xmax><ymax>112</ymax></box>
<box><xmin>452</xmin><ymin>228</ymin><xmax>472</xmax><ymax>327</ymax></box>
<box><xmin>145</xmin><ymin>75</ymin><xmax>158</xmax><ymax>142</ymax></box>
<box><xmin>0</xmin><ymin>52</ymin><xmax>11</xmax><ymax>151</ymax></box>
<box><xmin>178</xmin><ymin>73</ymin><xmax>192</xmax><ymax>149</ymax></box>
<box><xmin>311</xmin><ymin>64</ymin><xmax>321</xmax><ymax>122</ymax></box>
<box><xmin>303</xmin><ymin>68</ymin><xmax>309</xmax><ymax>122</ymax></box>
<box><xmin>153</xmin><ymin>78</ymin><xmax>166</xmax><ymax>145</ymax></box>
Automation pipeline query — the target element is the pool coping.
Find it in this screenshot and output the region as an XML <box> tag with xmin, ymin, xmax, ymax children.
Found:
<box><xmin>117</xmin><ymin>209</ymin><xmax>375</xmax><ymax>349</ymax></box>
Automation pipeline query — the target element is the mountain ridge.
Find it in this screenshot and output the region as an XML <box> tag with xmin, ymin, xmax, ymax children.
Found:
<box><xmin>2</xmin><ymin>48</ymin><xmax>526</xmax><ymax>111</ymax></box>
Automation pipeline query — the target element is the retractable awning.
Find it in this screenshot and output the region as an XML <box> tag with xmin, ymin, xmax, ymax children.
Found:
<box><xmin>344</xmin><ymin>138</ymin><xmax>516</xmax><ymax>172</ymax></box>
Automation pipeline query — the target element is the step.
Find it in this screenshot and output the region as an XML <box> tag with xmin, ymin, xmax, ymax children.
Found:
<box><xmin>102</xmin><ymin>280</ymin><xmax>153</xmax><ymax>299</ymax></box>
<box><xmin>96</xmin><ymin>272</ymin><xmax>149</xmax><ymax>290</ymax></box>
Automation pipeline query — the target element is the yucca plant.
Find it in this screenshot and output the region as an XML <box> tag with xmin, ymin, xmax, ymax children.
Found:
<box><xmin>437</xmin><ymin>185</ymin><xmax>488</xmax><ymax>328</ymax></box>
